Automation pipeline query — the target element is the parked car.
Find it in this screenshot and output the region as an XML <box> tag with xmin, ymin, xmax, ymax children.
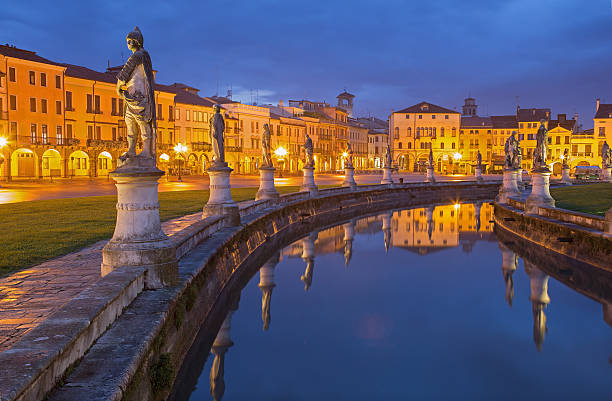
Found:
<box><xmin>573</xmin><ymin>166</ymin><xmax>601</xmax><ymax>180</ymax></box>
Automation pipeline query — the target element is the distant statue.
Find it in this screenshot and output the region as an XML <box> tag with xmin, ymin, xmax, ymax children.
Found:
<box><xmin>476</xmin><ymin>150</ymin><xmax>482</xmax><ymax>169</ymax></box>
<box><xmin>504</xmin><ymin>131</ymin><xmax>520</xmax><ymax>169</ymax></box>
<box><xmin>116</xmin><ymin>26</ymin><xmax>156</xmax><ymax>164</ymax></box>
<box><xmin>602</xmin><ymin>141</ymin><xmax>611</xmax><ymax>168</ymax></box>
<box><xmin>304</xmin><ymin>134</ymin><xmax>314</xmax><ymax>168</ymax></box>
<box><xmin>562</xmin><ymin>148</ymin><xmax>569</xmax><ymax>169</ymax></box>
<box><xmin>261</xmin><ymin>123</ymin><xmax>273</xmax><ymax>168</ymax></box>
<box><xmin>533</xmin><ymin>119</ymin><xmax>548</xmax><ymax>170</ymax></box>
<box><xmin>428</xmin><ymin>149</ymin><xmax>434</xmax><ymax>169</ymax></box>
<box><xmin>210</xmin><ymin>104</ymin><xmax>225</xmax><ymax>166</ymax></box>
<box><xmin>345</xmin><ymin>142</ymin><xmax>354</xmax><ymax>168</ymax></box>
<box><xmin>384</xmin><ymin>144</ymin><xmax>392</xmax><ymax>168</ymax></box>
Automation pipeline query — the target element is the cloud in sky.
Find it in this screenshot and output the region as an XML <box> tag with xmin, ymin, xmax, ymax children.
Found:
<box><xmin>2</xmin><ymin>0</ymin><xmax>612</xmax><ymax>125</ymax></box>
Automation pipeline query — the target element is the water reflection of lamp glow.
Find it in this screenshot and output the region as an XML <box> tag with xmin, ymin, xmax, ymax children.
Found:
<box><xmin>258</xmin><ymin>253</ymin><xmax>279</xmax><ymax>331</ymax></box>
<box><xmin>524</xmin><ymin>261</ymin><xmax>550</xmax><ymax>351</ymax></box>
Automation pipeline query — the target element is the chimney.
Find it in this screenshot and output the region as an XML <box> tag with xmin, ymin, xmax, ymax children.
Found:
<box><xmin>597</xmin><ymin>98</ymin><xmax>600</xmax><ymax>111</ymax></box>
<box><xmin>558</xmin><ymin>114</ymin><xmax>566</xmax><ymax>122</ymax></box>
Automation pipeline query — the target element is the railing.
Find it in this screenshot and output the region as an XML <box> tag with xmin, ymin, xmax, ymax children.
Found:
<box><xmin>87</xmin><ymin>139</ymin><xmax>127</xmax><ymax>149</ymax></box>
<box><xmin>571</xmin><ymin>152</ymin><xmax>593</xmax><ymax>157</ymax></box>
<box><xmin>16</xmin><ymin>136</ymin><xmax>80</xmax><ymax>146</ymax></box>
<box><xmin>192</xmin><ymin>142</ymin><xmax>212</xmax><ymax>152</ymax></box>
<box><xmin>157</xmin><ymin>143</ymin><xmax>173</xmax><ymax>151</ymax></box>
<box><xmin>226</xmin><ymin>146</ymin><xmax>242</xmax><ymax>152</ymax></box>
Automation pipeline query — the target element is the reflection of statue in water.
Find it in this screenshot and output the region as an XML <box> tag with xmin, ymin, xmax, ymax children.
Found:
<box><xmin>602</xmin><ymin>141</ymin><xmax>611</xmax><ymax>168</ymax></box>
<box><xmin>532</xmin><ymin>302</ymin><xmax>548</xmax><ymax>352</ymax></box>
<box><xmin>116</xmin><ymin>27</ymin><xmax>156</xmax><ymax>164</ymax></box>
<box><xmin>258</xmin><ymin>253</ymin><xmax>278</xmax><ymax>331</ymax></box>
<box><xmin>381</xmin><ymin>212</ymin><xmax>392</xmax><ymax>253</ymax></box>
<box><xmin>261</xmin><ymin>123</ymin><xmax>273</xmax><ymax>168</ymax></box>
<box><xmin>344</xmin><ymin>240</ymin><xmax>353</xmax><ymax>266</ymax></box>
<box><xmin>504</xmin><ymin>131</ymin><xmax>520</xmax><ymax>169</ymax></box>
<box><xmin>533</xmin><ymin>120</ymin><xmax>548</xmax><ymax>170</ymax></box>
<box><xmin>301</xmin><ymin>258</ymin><xmax>314</xmax><ymax>291</ymax></box>
<box><xmin>210</xmin><ymin>105</ymin><xmax>226</xmax><ymax>166</ymax></box>
<box><xmin>384</xmin><ymin>144</ymin><xmax>392</xmax><ymax>168</ymax></box>
<box><xmin>345</xmin><ymin>142</ymin><xmax>354</xmax><ymax>168</ymax></box>
<box><xmin>524</xmin><ymin>260</ymin><xmax>550</xmax><ymax>351</ymax></box>
<box><xmin>304</xmin><ymin>134</ymin><xmax>314</xmax><ymax>168</ymax></box>
<box><xmin>210</xmin><ymin>295</ymin><xmax>239</xmax><ymax>401</ymax></box>
<box><xmin>300</xmin><ymin>232</ymin><xmax>317</xmax><ymax>290</ymax></box>
<box><xmin>499</xmin><ymin>243</ymin><xmax>518</xmax><ymax>307</ymax></box>
<box><xmin>503</xmin><ymin>269</ymin><xmax>515</xmax><ymax>307</ymax></box>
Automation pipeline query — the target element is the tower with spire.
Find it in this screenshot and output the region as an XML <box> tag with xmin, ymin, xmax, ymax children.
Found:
<box><xmin>462</xmin><ymin>97</ymin><xmax>478</xmax><ymax>117</ymax></box>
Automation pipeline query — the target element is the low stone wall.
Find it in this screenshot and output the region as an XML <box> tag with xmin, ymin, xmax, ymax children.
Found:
<box><xmin>7</xmin><ymin>182</ymin><xmax>499</xmax><ymax>401</ymax></box>
<box><xmin>494</xmin><ymin>202</ymin><xmax>612</xmax><ymax>271</ymax></box>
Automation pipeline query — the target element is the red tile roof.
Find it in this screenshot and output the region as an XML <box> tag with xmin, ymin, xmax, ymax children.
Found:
<box><xmin>395</xmin><ymin>102</ymin><xmax>459</xmax><ymax>115</ymax></box>
<box><xmin>517</xmin><ymin>107</ymin><xmax>550</xmax><ymax>122</ymax></box>
<box><xmin>595</xmin><ymin>104</ymin><xmax>612</xmax><ymax>119</ymax></box>
<box><xmin>0</xmin><ymin>44</ymin><xmax>64</xmax><ymax>67</ymax></box>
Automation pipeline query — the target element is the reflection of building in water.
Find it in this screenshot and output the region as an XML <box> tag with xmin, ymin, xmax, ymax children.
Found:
<box><xmin>524</xmin><ymin>261</ymin><xmax>550</xmax><ymax>351</ymax></box>
<box><xmin>343</xmin><ymin>219</ymin><xmax>356</xmax><ymax>266</ymax></box>
<box><xmin>499</xmin><ymin>242</ymin><xmax>518</xmax><ymax>307</ymax></box>
<box><xmin>258</xmin><ymin>253</ymin><xmax>279</xmax><ymax>331</ymax></box>
<box><xmin>381</xmin><ymin>211</ymin><xmax>393</xmax><ymax>253</ymax></box>
<box><xmin>209</xmin><ymin>297</ymin><xmax>239</xmax><ymax>401</ymax></box>
<box><xmin>391</xmin><ymin>203</ymin><xmax>494</xmax><ymax>255</ymax></box>
<box><xmin>301</xmin><ymin>231</ymin><xmax>318</xmax><ymax>291</ymax></box>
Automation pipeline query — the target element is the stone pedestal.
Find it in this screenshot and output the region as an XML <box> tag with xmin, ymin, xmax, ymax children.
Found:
<box><xmin>101</xmin><ymin>167</ymin><xmax>177</xmax><ymax>289</ymax></box>
<box><xmin>474</xmin><ymin>167</ymin><xmax>483</xmax><ymax>182</ymax></box>
<box><xmin>342</xmin><ymin>166</ymin><xmax>357</xmax><ymax>189</ymax></box>
<box><xmin>204</xmin><ymin>164</ymin><xmax>240</xmax><ymax>226</ymax></box>
<box><xmin>255</xmin><ymin>166</ymin><xmax>279</xmax><ymax>200</ymax></box>
<box><xmin>300</xmin><ymin>166</ymin><xmax>318</xmax><ymax>195</ymax></box>
<box><xmin>525</xmin><ymin>168</ymin><xmax>555</xmax><ymax>214</ymax></box>
<box><xmin>496</xmin><ymin>168</ymin><xmax>520</xmax><ymax>204</ymax></box>
<box><xmin>602</xmin><ymin>166</ymin><xmax>612</xmax><ymax>183</ymax></box>
<box><xmin>516</xmin><ymin>168</ymin><xmax>524</xmax><ymax>190</ymax></box>
<box><xmin>425</xmin><ymin>166</ymin><xmax>435</xmax><ymax>183</ymax></box>
<box><xmin>561</xmin><ymin>166</ymin><xmax>572</xmax><ymax>185</ymax></box>
<box><xmin>381</xmin><ymin>167</ymin><xmax>393</xmax><ymax>184</ymax></box>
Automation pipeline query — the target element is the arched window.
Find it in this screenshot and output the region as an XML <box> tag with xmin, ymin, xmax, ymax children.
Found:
<box><xmin>399</xmin><ymin>142</ymin><xmax>403</xmax><ymax>149</ymax></box>
<box><xmin>408</xmin><ymin>142</ymin><xmax>412</xmax><ymax>149</ymax></box>
<box><xmin>441</xmin><ymin>142</ymin><xmax>445</xmax><ymax>149</ymax></box>
<box><xmin>452</xmin><ymin>128</ymin><xmax>456</xmax><ymax>137</ymax></box>
<box><xmin>408</xmin><ymin>127</ymin><xmax>412</xmax><ymax>137</ymax></box>
<box><xmin>440</xmin><ymin>127</ymin><xmax>444</xmax><ymax>137</ymax></box>
<box><xmin>416</xmin><ymin>128</ymin><xmax>420</xmax><ymax>137</ymax></box>
<box><xmin>394</xmin><ymin>127</ymin><xmax>399</xmax><ymax>139</ymax></box>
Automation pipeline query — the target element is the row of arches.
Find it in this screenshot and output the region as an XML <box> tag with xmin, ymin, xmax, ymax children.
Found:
<box><xmin>0</xmin><ymin>148</ymin><xmax>113</xmax><ymax>178</ymax></box>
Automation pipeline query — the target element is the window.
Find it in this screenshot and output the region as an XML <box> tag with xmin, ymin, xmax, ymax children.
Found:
<box><xmin>96</xmin><ymin>126</ymin><xmax>101</xmax><ymax>139</ymax></box>
<box><xmin>66</xmin><ymin>124</ymin><xmax>73</xmax><ymax>138</ymax></box>
<box><xmin>30</xmin><ymin>97</ymin><xmax>36</xmax><ymax>112</ymax></box>
<box><xmin>40</xmin><ymin>73</ymin><xmax>47</xmax><ymax>87</ymax></box>
<box><xmin>9</xmin><ymin>95</ymin><xmax>16</xmax><ymax>110</ymax></box>
<box><xmin>441</xmin><ymin>143</ymin><xmax>444</xmax><ymax>149</ymax></box>
<box><xmin>30</xmin><ymin>123</ymin><xmax>37</xmax><ymax>142</ymax></box>
<box><xmin>175</xmin><ymin>108</ymin><xmax>180</xmax><ymax>121</ymax></box>
<box><xmin>112</xmin><ymin>98</ymin><xmax>117</xmax><ymax>115</ymax></box>
<box><xmin>445</xmin><ymin>115</ymin><xmax>449</xmax><ymax>119</ymax></box>
<box><xmin>186</xmin><ymin>110</ymin><xmax>190</xmax><ymax>121</ymax></box>
<box><xmin>8</xmin><ymin>67</ymin><xmax>15</xmax><ymax>82</ymax></box>
<box><xmin>41</xmin><ymin>125</ymin><xmax>48</xmax><ymax>143</ymax></box>
<box><xmin>418</xmin><ymin>115</ymin><xmax>423</xmax><ymax>119</ymax></box>
<box><xmin>29</xmin><ymin>71</ymin><xmax>36</xmax><ymax>85</ymax></box>
<box><xmin>452</xmin><ymin>142</ymin><xmax>456</xmax><ymax>149</ymax></box>
<box><xmin>520</xmin><ymin>123</ymin><xmax>524</xmax><ymax>129</ymax></box>
<box><xmin>432</xmin><ymin>115</ymin><xmax>436</xmax><ymax>119</ymax></box>
<box><xmin>168</xmin><ymin>105</ymin><xmax>173</xmax><ymax>121</ymax></box>
<box><xmin>555</xmin><ymin>136</ymin><xmax>560</xmax><ymax>144</ymax></box>
<box><xmin>399</xmin><ymin>142</ymin><xmax>402</xmax><ymax>149</ymax></box>
<box><xmin>565</xmin><ymin>136</ymin><xmax>569</xmax><ymax>144</ymax></box>
<box><xmin>405</xmin><ymin>114</ymin><xmax>409</xmax><ymax>119</ymax></box>
<box><xmin>10</xmin><ymin>122</ymin><xmax>17</xmax><ymax>135</ymax></box>
<box><xmin>119</xmin><ymin>98</ymin><xmax>123</xmax><ymax>115</ymax></box>
<box><xmin>66</xmin><ymin>91</ymin><xmax>73</xmax><ymax>110</ymax></box>
<box><xmin>599</xmin><ymin>127</ymin><xmax>606</xmax><ymax>137</ymax></box>
<box><xmin>56</xmin><ymin>100</ymin><xmax>61</xmax><ymax>115</ymax></box>
<box><xmin>440</xmin><ymin>127</ymin><xmax>444</xmax><ymax>137</ymax></box>
<box><xmin>0</xmin><ymin>98</ymin><xmax>2</xmax><ymax>112</ymax></box>
<box><xmin>56</xmin><ymin>126</ymin><xmax>63</xmax><ymax>145</ymax></box>
<box><xmin>87</xmin><ymin>94</ymin><xmax>93</xmax><ymax>113</ymax></box>
<box><xmin>585</xmin><ymin>144</ymin><xmax>592</xmax><ymax>154</ymax></box>
<box><xmin>87</xmin><ymin>125</ymin><xmax>93</xmax><ymax>139</ymax></box>
<box><xmin>41</xmin><ymin>99</ymin><xmax>47</xmax><ymax>114</ymax></box>
<box><xmin>408</xmin><ymin>142</ymin><xmax>412</xmax><ymax>149</ymax></box>
<box><xmin>112</xmin><ymin>127</ymin><xmax>117</xmax><ymax>141</ymax></box>
<box><xmin>157</xmin><ymin>104</ymin><xmax>162</xmax><ymax>119</ymax></box>
<box><xmin>94</xmin><ymin>95</ymin><xmax>100</xmax><ymax>113</ymax></box>
<box><xmin>55</xmin><ymin>75</ymin><xmax>61</xmax><ymax>89</ymax></box>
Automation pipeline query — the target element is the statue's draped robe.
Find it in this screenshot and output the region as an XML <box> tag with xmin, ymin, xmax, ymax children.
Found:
<box><xmin>262</xmin><ymin>128</ymin><xmax>272</xmax><ymax>167</ymax></box>
<box><xmin>117</xmin><ymin>49</ymin><xmax>156</xmax><ymax>127</ymax></box>
<box><xmin>304</xmin><ymin>137</ymin><xmax>314</xmax><ymax>167</ymax></box>
<box><xmin>533</xmin><ymin>125</ymin><xmax>548</xmax><ymax>169</ymax></box>
<box><xmin>210</xmin><ymin>113</ymin><xmax>225</xmax><ymax>163</ymax></box>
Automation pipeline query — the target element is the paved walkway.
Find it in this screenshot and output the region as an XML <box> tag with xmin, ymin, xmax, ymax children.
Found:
<box><xmin>0</xmin><ymin>212</ymin><xmax>201</xmax><ymax>352</ymax></box>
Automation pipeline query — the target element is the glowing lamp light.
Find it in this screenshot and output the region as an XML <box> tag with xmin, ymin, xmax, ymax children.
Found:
<box><xmin>274</xmin><ymin>146</ymin><xmax>288</xmax><ymax>158</ymax></box>
<box><xmin>453</xmin><ymin>152</ymin><xmax>462</xmax><ymax>161</ymax></box>
<box><xmin>560</xmin><ymin>154</ymin><xmax>565</xmax><ymax>160</ymax></box>
<box><xmin>0</xmin><ymin>137</ymin><xmax>7</xmax><ymax>148</ymax></box>
<box><xmin>454</xmin><ymin>203</ymin><xmax>461</xmax><ymax>210</ymax></box>
<box><xmin>174</xmin><ymin>142</ymin><xmax>188</xmax><ymax>154</ymax></box>
<box><xmin>342</xmin><ymin>152</ymin><xmax>348</xmax><ymax>158</ymax></box>
<box><xmin>159</xmin><ymin>153</ymin><xmax>170</xmax><ymax>161</ymax></box>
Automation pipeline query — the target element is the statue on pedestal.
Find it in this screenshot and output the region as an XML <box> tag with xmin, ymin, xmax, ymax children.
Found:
<box><xmin>602</xmin><ymin>141</ymin><xmax>611</xmax><ymax>168</ymax></box>
<box><xmin>428</xmin><ymin>148</ymin><xmax>434</xmax><ymax>169</ymax></box>
<box><xmin>116</xmin><ymin>26</ymin><xmax>156</xmax><ymax>165</ymax></box>
<box><xmin>210</xmin><ymin>105</ymin><xmax>226</xmax><ymax>167</ymax></box>
<box><xmin>533</xmin><ymin>119</ymin><xmax>548</xmax><ymax>170</ymax></box>
<box><xmin>345</xmin><ymin>142</ymin><xmax>354</xmax><ymax>168</ymax></box>
<box><xmin>261</xmin><ymin>123</ymin><xmax>273</xmax><ymax>168</ymax></box>
<box><xmin>384</xmin><ymin>144</ymin><xmax>393</xmax><ymax>168</ymax></box>
<box><xmin>562</xmin><ymin>148</ymin><xmax>569</xmax><ymax>169</ymax></box>
<box><xmin>476</xmin><ymin>150</ymin><xmax>482</xmax><ymax>170</ymax></box>
<box><xmin>304</xmin><ymin>134</ymin><xmax>314</xmax><ymax>168</ymax></box>
<box><xmin>504</xmin><ymin>131</ymin><xmax>520</xmax><ymax>169</ymax></box>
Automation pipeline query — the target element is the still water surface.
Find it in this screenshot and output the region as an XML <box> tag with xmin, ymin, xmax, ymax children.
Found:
<box><xmin>182</xmin><ymin>203</ymin><xmax>612</xmax><ymax>400</ymax></box>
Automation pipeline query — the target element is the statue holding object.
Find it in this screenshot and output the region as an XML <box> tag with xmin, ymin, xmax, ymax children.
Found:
<box><xmin>261</xmin><ymin>123</ymin><xmax>273</xmax><ymax>168</ymax></box>
<box><xmin>533</xmin><ymin>120</ymin><xmax>549</xmax><ymax>171</ymax></box>
<box><xmin>345</xmin><ymin>142</ymin><xmax>354</xmax><ymax>168</ymax></box>
<box><xmin>304</xmin><ymin>134</ymin><xmax>314</xmax><ymax>168</ymax></box>
<box><xmin>210</xmin><ymin>104</ymin><xmax>226</xmax><ymax>167</ymax></box>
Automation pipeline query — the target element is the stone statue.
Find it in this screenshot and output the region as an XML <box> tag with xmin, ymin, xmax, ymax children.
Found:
<box><xmin>476</xmin><ymin>150</ymin><xmax>482</xmax><ymax>169</ymax></box>
<box><xmin>304</xmin><ymin>134</ymin><xmax>314</xmax><ymax>168</ymax></box>
<box><xmin>116</xmin><ymin>26</ymin><xmax>156</xmax><ymax>164</ymax></box>
<box><xmin>602</xmin><ymin>141</ymin><xmax>611</xmax><ymax>168</ymax></box>
<box><xmin>562</xmin><ymin>148</ymin><xmax>569</xmax><ymax>168</ymax></box>
<box><xmin>210</xmin><ymin>104</ymin><xmax>225</xmax><ymax>166</ymax></box>
<box><xmin>428</xmin><ymin>148</ymin><xmax>434</xmax><ymax>168</ymax></box>
<box><xmin>384</xmin><ymin>144</ymin><xmax>392</xmax><ymax>168</ymax></box>
<box><xmin>533</xmin><ymin>119</ymin><xmax>548</xmax><ymax>170</ymax></box>
<box><xmin>261</xmin><ymin>123</ymin><xmax>273</xmax><ymax>168</ymax></box>
<box><xmin>504</xmin><ymin>131</ymin><xmax>520</xmax><ymax>169</ymax></box>
<box><xmin>345</xmin><ymin>142</ymin><xmax>354</xmax><ymax>168</ymax></box>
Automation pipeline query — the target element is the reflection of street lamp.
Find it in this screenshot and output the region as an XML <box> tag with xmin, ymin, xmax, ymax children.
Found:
<box><xmin>173</xmin><ymin>142</ymin><xmax>188</xmax><ymax>182</ymax></box>
<box><xmin>274</xmin><ymin>146</ymin><xmax>287</xmax><ymax>177</ymax></box>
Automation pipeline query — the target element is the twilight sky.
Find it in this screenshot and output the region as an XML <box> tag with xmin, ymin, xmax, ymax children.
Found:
<box><xmin>2</xmin><ymin>0</ymin><xmax>612</xmax><ymax>127</ymax></box>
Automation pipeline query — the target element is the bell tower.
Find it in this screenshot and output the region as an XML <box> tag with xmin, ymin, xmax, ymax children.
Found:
<box><xmin>462</xmin><ymin>97</ymin><xmax>477</xmax><ymax>117</ymax></box>
<box><xmin>336</xmin><ymin>90</ymin><xmax>355</xmax><ymax>117</ymax></box>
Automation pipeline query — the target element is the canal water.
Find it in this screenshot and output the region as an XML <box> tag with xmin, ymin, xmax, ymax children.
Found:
<box><xmin>177</xmin><ymin>203</ymin><xmax>612</xmax><ymax>401</ymax></box>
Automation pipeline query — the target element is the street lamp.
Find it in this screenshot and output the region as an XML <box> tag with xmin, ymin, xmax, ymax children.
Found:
<box><xmin>173</xmin><ymin>142</ymin><xmax>188</xmax><ymax>182</ymax></box>
<box><xmin>453</xmin><ymin>152</ymin><xmax>462</xmax><ymax>161</ymax></box>
<box><xmin>274</xmin><ymin>146</ymin><xmax>288</xmax><ymax>177</ymax></box>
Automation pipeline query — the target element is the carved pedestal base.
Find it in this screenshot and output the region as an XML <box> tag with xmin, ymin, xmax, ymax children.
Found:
<box><xmin>516</xmin><ymin>168</ymin><xmax>524</xmax><ymax>190</ymax></box>
<box><xmin>561</xmin><ymin>167</ymin><xmax>572</xmax><ymax>185</ymax></box>
<box><xmin>601</xmin><ymin>167</ymin><xmax>612</xmax><ymax>183</ymax></box>
<box><xmin>204</xmin><ymin>164</ymin><xmax>240</xmax><ymax>226</ymax></box>
<box><xmin>101</xmin><ymin>168</ymin><xmax>177</xmax><ymax>289</ymax></box>
<box><xmin>496</xmin><ymin>168</ymin><xmax>521</xmax><ymax>204</ymax></box>
<box><xmin>381</xmin><ymin>167</ymin><xmax>393</xmax><ymax>184</ymax></box>
<box><xmin>425</xmin><ymin>167</ymin><xmax>435</xmax><ymax>183</ymax></box>
<box><xmin>475</xmin><ymin>167</ymin><xmax>483</xmax><ymax>182</ymax></box>
<box><xmin>256</xmin><ymin>167</ymin><xmax>279</xmax><ymax>200</ymax></box>
<box><xmin>300</xmin><ymin>167</ymin><xmax>318</xmax><ymax>195</ymax></box>
<box><xmin>342</xmin><ymin>166</ymin><xmax>357</xmax><ymax>189</ymax></box>
<box><xmin>525</xmin><ymin>169</ymin><xmax>555</xmax><ymax>214</ymax></box>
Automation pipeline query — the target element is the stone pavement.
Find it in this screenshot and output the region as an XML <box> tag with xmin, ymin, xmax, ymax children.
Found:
<box><xmin>0</xmin><ymin>212</ymin><xmax>202</xmax><ymax>353</ymax></box>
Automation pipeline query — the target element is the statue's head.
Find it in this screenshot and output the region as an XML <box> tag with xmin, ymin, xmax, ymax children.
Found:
<box><xmin>126</xmin><ymin>26</ymin><xmax>143</xmax><ymax>51</ymax></box>
<box><xmin>263</xmin><ymin>123</ymin><xmax>269</xmax><ymax>130</ymax></box>
<box><xmin>213</xmin><ymin>104</ymin><xmax>221</xmax><ymax>113</ymax></box>
<box><xmin>540</xmin><ymin>119</ymin><xmax>546</xmax><ymax>126</ymax></box>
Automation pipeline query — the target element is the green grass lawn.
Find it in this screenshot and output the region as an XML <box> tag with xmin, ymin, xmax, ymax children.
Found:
<box><xmin>0</xmin><ymin>186</ymin><xmax>299</xmax><ymax>277</ymax></box>
<box><xmin>550</xmin><ymin>183</ymin><xmax>612</xmax><ymax>216</ymax></box>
